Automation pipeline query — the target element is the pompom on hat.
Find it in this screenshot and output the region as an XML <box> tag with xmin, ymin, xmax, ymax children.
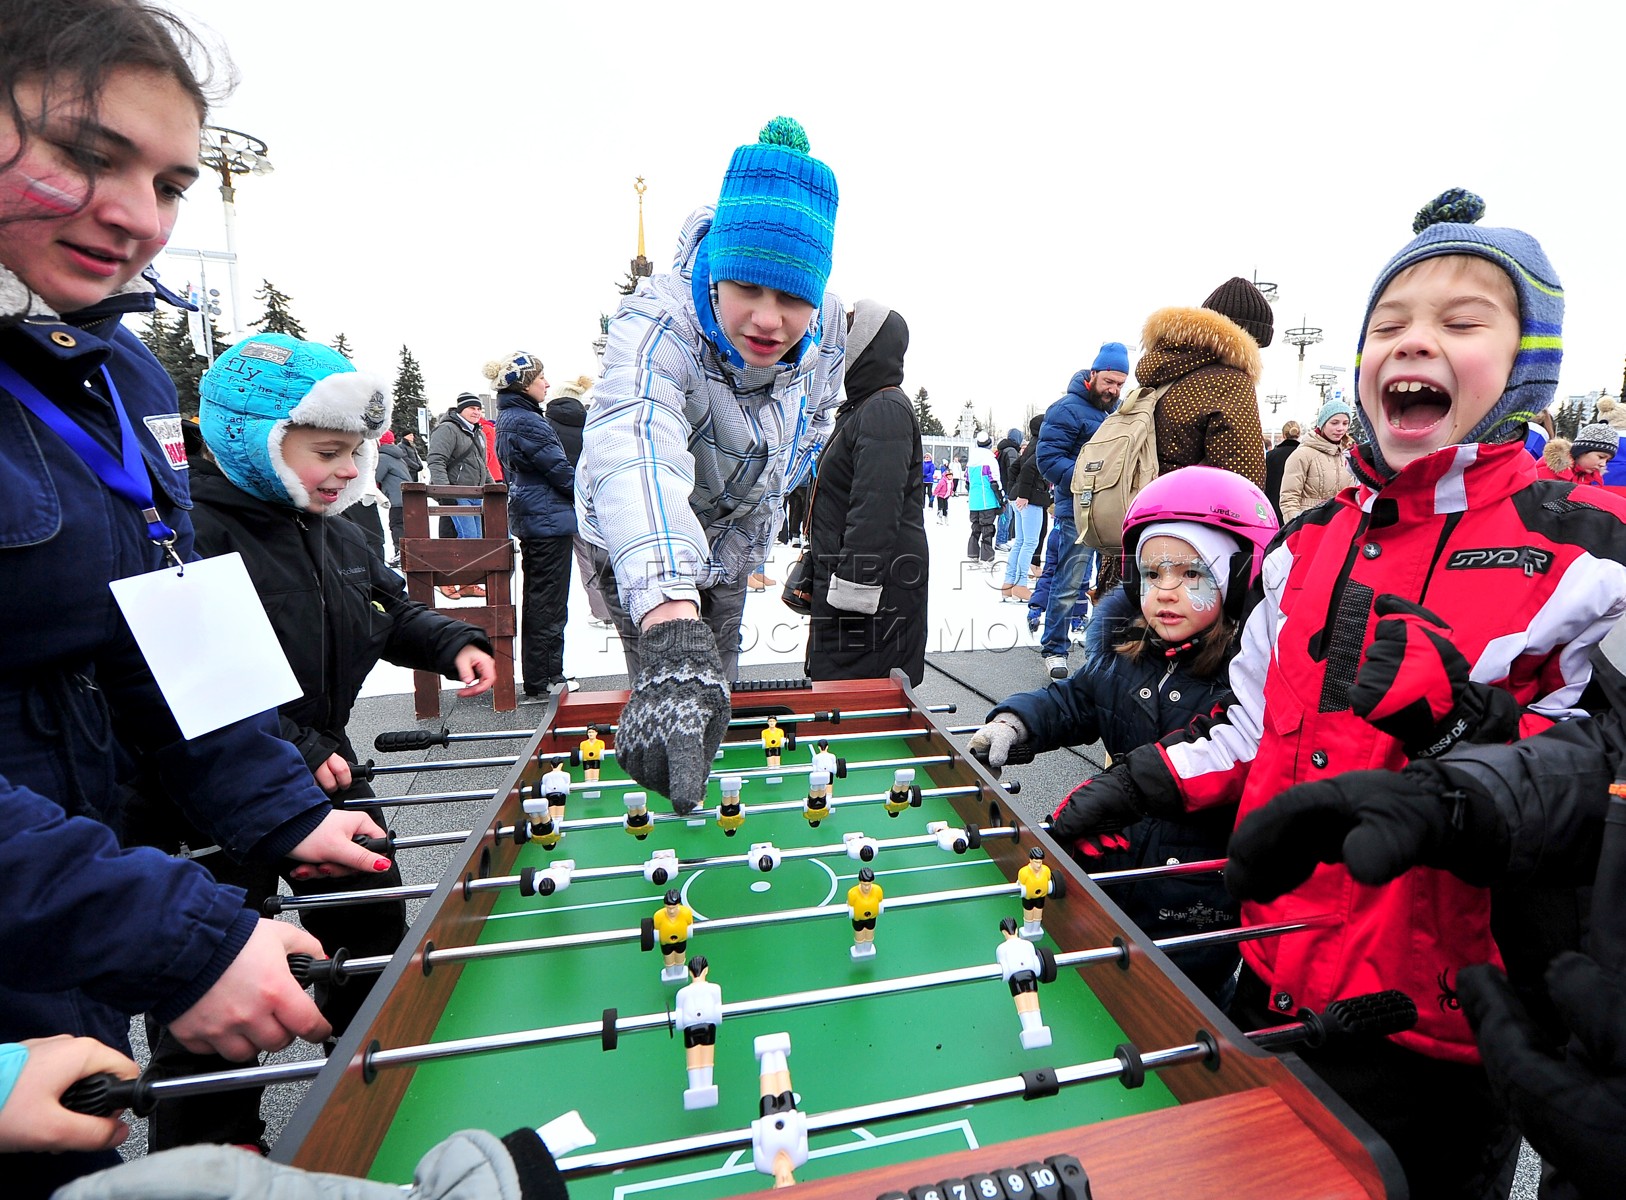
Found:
<box><xmin>1571</xmin><ymin>423</ymin><xmax>1620</xmax><ymax>460</ymax></box>
<box><xmin>1202</xmin><ymin>277</ymin><xmax>1275</xmax><ymax>348</ymax></box>
<box><xmin>482</xmin><ymin>352</ymin><xmax>543</xmax><ymax>393</ymax></box>
<box><xmin>1354</xmin><ymin>188</ymin><xmax>1564</xmax><ymax>475</ymax></box>
<box><xmin>200</xmin><ymin>332</ymin><xmax>388</xmax><ymax>513</ymax></box>
<box><xmin>705</xmin><ymin>116</ymin><xmax>838</xmax><ymax>309</ymax></box>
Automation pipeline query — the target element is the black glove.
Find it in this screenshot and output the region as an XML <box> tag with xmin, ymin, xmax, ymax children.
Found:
<box><xmin>614</xmin><ymin>619</ymin><xmax>731</xmax><ymax>815</ymax></box>
<box><xmin>1460</xmin><ymin>956</ymin><xmax>1626</xmax><ymax>1197</ymax></box>
<box><xmin>1048</xmin><ymin>747</ymin><xmax>1179</xmax><ymax>844</ymax></box>
<box><xmin>1348</xmin><ymin>594</ymin><xmax>1521</xmax><ymax>758</ymax></box>
<box><xmin>1224</xmin><ymin>761</ymin><xmax>1510</xmax><ymax>902</ymax></box>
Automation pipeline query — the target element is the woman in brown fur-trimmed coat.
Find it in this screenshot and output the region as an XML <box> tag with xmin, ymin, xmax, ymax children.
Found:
<box><xmin>1087</xmin><ymin>277</ymin><xmax>1274</xmax><ymax>656</ymax></box>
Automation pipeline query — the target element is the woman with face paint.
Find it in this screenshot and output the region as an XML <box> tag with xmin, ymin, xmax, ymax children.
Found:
<box><xmin>0</xmin><ymin>4</ymin><xmax>387</xmax><ymax>1190</ymax></box>
<box><xmin>970</xmin><ymin>467</ymin><xmax>1278</xmax><ymax>1004</ymax></box>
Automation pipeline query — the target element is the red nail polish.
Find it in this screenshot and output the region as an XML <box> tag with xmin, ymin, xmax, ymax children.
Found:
<box><xmin>374</xmin><ymin>857</ymin><xmax>391</xmax><ymax>871</ymax></box>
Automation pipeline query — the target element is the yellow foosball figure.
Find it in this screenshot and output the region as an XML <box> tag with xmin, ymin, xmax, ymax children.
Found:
<box><xmin>761</xmin><ymin>717</ymin><xmax>786</xmax><ymax>768</ymax></box>
<box><xmin>1017</xmin><ymin>845</ymin><xmax>1052</xmax><ymax>940</ymax></box>
<box><xmin>802</xmin><ymin>769</ymin><xmax>831</xmax><ymax>828</ymax></box>
<box><xmin>654</xmin><ymin>888</ymin><xmax>694</xmax><ymax>983</ymax></box>
<box><xmin>624</xmin><ymin>790</ymin><xmax>653</xmax><ymax>841</ymax></box>
<box><xmin>884</xmin><ymin>767</ymin><xmax>920</xmax><ymax>818</ymax></box>
<box><xmin>578</xmin><ymin>726</ymin><xmax>605</xmax><ymax>782</ymax></box>
<box><xmin>717</xmin><ymin>775</ymin><xmax>746</xmax><ymax>837</ymax></box>
<box><xmin>846</xmin><ymin>866</ymin><xmax>883</xmax><ymax>959</ymax></box>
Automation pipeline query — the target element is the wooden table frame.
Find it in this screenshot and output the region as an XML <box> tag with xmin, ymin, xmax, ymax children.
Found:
<box><xmin>275</xmin><ymin>675</ymin><xmax>1406</xmax><ymax>1199</ymax></box>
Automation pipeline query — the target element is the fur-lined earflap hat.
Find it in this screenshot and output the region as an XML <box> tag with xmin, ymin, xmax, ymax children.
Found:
<box><xmin>200</xmin><ymin>332</ymin><xmax>388</xmax><ymax>513</ymax></box>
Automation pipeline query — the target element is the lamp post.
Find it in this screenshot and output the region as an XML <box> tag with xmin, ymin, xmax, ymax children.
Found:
<box><xmin>198</xmin><ymin>125</ymin><xmax>273</xmax><ymax>332</ymax></box>
<box><xmin>1283</xmin><ymin>316</ymin><xmax>1324</xmax><ymax>412</ymax></box>
<box><xmin>1309</xmin><ymin>372</ymin><xmax>1339</xmax><ymax>402</ymax></box>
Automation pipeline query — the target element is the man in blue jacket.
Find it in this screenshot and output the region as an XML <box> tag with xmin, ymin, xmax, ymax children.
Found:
<box><xmin>1034</xmin><ymin>343</ymin><xmax>1128</xmax><ymax>679</ymax></box>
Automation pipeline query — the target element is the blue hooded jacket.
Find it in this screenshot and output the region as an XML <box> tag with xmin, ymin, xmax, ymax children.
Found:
<box><xmin>1036</xmin><ymin>370</ymin><xmax>1118</xmax><ymax>516</ymax></box>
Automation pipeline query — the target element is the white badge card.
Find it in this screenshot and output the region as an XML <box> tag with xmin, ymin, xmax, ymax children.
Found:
<box><xmin>109</xmin><ymin>552</ymin><xmax>302</xmax><ymax>740</ymax></box>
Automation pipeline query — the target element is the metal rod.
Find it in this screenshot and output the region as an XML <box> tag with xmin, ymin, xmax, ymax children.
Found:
<box><xmin>369</xmin><ymin>725</ymin><xmax>946</xmax><ymax>777</ymax></box>
<box><xmin>130</xmin><ymin>917</ymin><xmax>1333</xmax><ymax>1102</ymax></box>
<box><xmin>546</xmin><ymin>704</ymin><xmax>958</xmax><ymax>739</ymax></box>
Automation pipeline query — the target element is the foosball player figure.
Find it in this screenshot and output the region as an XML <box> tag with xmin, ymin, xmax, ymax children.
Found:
<box><xmin>752</xmin><ymin>1032</ymin><xmax>807</xmax><ymax>1188</ymax></box>
<box><xmin>655</xmin><ymin>888</ymin><xmax>695</xmax><ymax>983</ymax></box>
<box><xmin>997</xmin><ymin>916</ymin><xmax>1052</xmax><ymax>1049</ymax></box>
<box><xmin>1017</xmin><ymin>846</ymin><xmax>1051</xmax><ymax>940</ymax></box>
<box><xmin>524</xmin><ymin>758</ymin><xmax>571</xmax><ymax>849</ymax></box>
<box><xmin>761</xmin><ymin>717</ymin><xmax>786</xmax><ymax>768</ymax></box>
<box><xmin>847</xmin><ymin>866</ymin><xmax>883</xmax><ymax>959</ymax></box>
<box><xmin>717</xmin><ymin>775</ymin><xmax>746</xmax><ymax>837</ymax></box>
<box><xmin>674</xmin><ymin>955</ymin><xmax>722</xmax><ymax>1109</ymax></box>
<box><xmin>624</xmin><ymin>790</ymin><xmax>653</xmax><ymax>841</ymax></box>
<box><xmin>810</xmin><ymin>738</ymin><xmax>838</xmax><ymax>780</ymax></box>
<box><xmin>579</xmin><ymin>726</ymin><xmax>605</xmax><ymax>782</ymax></box>
<box><xmin>884</xmin><ymin>767</ymin><xmax>920</xmax><ymax>818</ymax></box>
<box><xmin>803</xmin><ymin>769</ymin><xmax>831</xmax><ymax>828</ymax></box>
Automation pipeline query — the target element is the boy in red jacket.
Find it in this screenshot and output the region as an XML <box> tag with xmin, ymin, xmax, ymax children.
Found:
<box><xmin>1050</xmin><ymin>189</ymin><xmax>1626</xmax><ymax>1199</ymax></box>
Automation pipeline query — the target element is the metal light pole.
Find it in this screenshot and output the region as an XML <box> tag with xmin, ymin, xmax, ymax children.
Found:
<box><xmin>162</xmin><ymin>246</ymin><xmax>231</xmax><ymax>363</ymax></box>
<box><xmin>1283</xmin><ymin>316</ymin><xmax>1324</xmax><ymax>413</ymax></box>
<box><xmin>198</xmin><ymin>125</ymin><xmax>273</xmax><ymax>333</ymax></box>
<box><xmin>1309</xmin><ymin>372</ymin><xmax>1339</xmax><ymax>402</ymax></box>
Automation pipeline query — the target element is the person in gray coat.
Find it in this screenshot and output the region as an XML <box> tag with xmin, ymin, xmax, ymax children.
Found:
<box><xmin>427</xmin><ymin>394</ymin><xmax>492</xmax><ymax>542</ymax></box>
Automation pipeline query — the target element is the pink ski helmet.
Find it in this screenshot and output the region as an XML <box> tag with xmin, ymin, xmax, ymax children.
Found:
<box><xmin>1121</xmin><ymin>466</ymin><xmax>1279</xmax><ymax>619</ymax></box>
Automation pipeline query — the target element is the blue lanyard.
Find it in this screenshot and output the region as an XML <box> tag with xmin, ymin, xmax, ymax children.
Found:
<box><xmin>0</xmin><ymin>358</ymin><xmax>184</xmax><ymax>568</ymax></box>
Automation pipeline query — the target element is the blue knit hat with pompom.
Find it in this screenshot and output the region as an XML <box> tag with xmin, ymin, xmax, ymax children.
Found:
<box><xmin>1354</xmin><ymin>188</ymin><xmax>1563</xmax><ymax>475</ymax></box>
<box><xmin>705</xmin><ymin>116</ymin><xmax>838</xmax><ymax>308</ymax></box>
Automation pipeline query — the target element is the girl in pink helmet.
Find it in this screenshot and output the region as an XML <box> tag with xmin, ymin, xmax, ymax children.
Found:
<box><xmin>970</xmin><ymin>466</ymin><xmax>1277</xmax><ymax>1003</ymax></box>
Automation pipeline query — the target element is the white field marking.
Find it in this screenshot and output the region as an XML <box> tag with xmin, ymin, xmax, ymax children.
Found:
<box><xmin>608</xmin><ymin>1119</ymin><xmax>978</xmax><ymax>1198</ymax></box>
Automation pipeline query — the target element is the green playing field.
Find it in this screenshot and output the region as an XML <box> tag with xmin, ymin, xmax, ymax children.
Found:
<box><xmin>368</xmin><ymin>735</ymin><xmax>1177</xmax><ymax>1195</ymax></box>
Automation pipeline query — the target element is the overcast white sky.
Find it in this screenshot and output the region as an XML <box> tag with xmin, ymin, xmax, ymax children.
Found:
<box><xmin>160</xmin><ymin>1</ymin><xmax>1626</xmax><ymax>435</ymax></box>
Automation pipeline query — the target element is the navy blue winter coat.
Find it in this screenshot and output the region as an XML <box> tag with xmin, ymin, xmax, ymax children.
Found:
<box><xmin>1036</xmin><ymin>369</ymin><xmax>1117</xmax><ymax>516</ymax></box>
<box><xmin>994</xmin><ymin>635</ymin><xmax>1239</xmax><ymax>999</ymax></box>
<box><xmin>495</xmin><ymin>388</ymin><xmax>576</xmax><ymax>541</ymax></box>
<box><xmin>0</xmin><ymin>291</ymin><xmax>335</xmax><ymax>1053</ymax></box>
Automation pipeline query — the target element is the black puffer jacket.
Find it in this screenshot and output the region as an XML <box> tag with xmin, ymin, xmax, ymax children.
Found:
<box><xmin>495</xmin><ymin>389</ymin><xmax>576</xmax><ymax>541</ymax></box>
<box><xmin>1012</xmin><ymin>439</ymin><xmax>1050</xmax><ymax>507</ymax></box>
<box><xmin>545</xmin><ymin>394</ymin><xmax>587</xmax><ymax>467</ymax></box>
<box><xmin>994</xmin><ymin>636</ymin><xmax>1238</xmax><ymax>998</ymax></box>
<box><xmin>189</xmin><ymin>460</ymin><xmax>490</xmax><ymax>767</ymax></box>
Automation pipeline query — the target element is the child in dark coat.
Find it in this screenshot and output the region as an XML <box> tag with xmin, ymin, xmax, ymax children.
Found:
<box><xmin>972</xmin><ymin>466</ymin><xmax>1278</xmax><ymax>1003</ymax></box>
<box><xmin>138</xmin><ymin>333</ymin><xmax>497</xmax><ymax>1151</ymax></box>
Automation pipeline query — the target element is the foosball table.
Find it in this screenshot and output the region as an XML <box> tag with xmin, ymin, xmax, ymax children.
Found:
<box><xmin>272</xmin><ymin>675</ymin><xmax>1406</xmax><ymax>1199</ymax></box>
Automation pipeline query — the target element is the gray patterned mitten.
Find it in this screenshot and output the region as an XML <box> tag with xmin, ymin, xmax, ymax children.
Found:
<box><xmin>615</xmin><ymin>619</ymin><xmax>732</xmax><ymax>814</ymax></box>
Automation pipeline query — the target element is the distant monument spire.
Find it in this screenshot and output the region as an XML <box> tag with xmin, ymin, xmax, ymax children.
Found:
<box><xmin>631</xmin><ymin>177</ymin><xmax>653</xmax><ymax>280</ymax></box>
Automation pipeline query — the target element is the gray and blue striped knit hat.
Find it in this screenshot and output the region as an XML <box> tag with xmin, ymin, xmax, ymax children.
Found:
<box><xmin>706</xmin><ymin>116</ymin><xmax>838</xmax><ymax>308</ymax></box>
<box><xmin>1354</xmin><ymin>188</ymin><xmax>1563</xmax><ymax>474</ymax></box>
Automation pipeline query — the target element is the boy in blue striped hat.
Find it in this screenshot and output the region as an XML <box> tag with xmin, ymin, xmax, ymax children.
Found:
<box><xmin>576</xmin><ymin>117</ymin><xmax>843</xmax><ymax>815</ymax></box>
<box><xmin>1053</xmin><ymin>189</ymin><xmax>1626</xmax><ymax>1198</ymax></box>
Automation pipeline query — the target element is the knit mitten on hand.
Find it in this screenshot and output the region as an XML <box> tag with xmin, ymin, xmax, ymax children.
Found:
<box><xmin>615</xmin><ymin>619</ymin><xmax>732</xmax><ymax>815</ymax></box>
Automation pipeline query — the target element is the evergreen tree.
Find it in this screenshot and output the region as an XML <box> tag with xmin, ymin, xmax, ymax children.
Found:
<box><xmin>914</xmin><ymin>387</ymin><xmax>945</xmax><ymax>436</ymax></box>
<box><xmin>392</xmin><ymin>345</ymin><xmax>428</xmax><ymax>435</ymax></box>
<box><xmin>249</xmin><ymin>279</ymin><xmax>306</xmax><ymax>339</ymax></box>
<box><xmin>330</xmin><ymin>332</ymin><xmax>355</xmax><ymax>360</ymax></box>
<box><xmin>1553</xmin><ymin>397</ymin><xmax>1585</xmax><ymax>441</ymax></box>
<box><xmin>140</xmin><ymin>310</ymin><xmax>225</xmax><ymax>418</ymax></box>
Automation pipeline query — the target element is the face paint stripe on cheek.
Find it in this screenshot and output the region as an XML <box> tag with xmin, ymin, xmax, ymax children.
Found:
<box><xmin>14</xmin><ymin>175</ymin><xmax>84</xmax><ymax>215</ymax></box>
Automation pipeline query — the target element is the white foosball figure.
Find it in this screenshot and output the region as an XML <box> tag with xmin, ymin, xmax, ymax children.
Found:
<box><xmin>843</xmin><ymin>831</ymin><xmax>878</xmax><ymax>863</ymax></box>
<box><xmin>752</xmin><ymin>1032</ymin><xmax>807</xmax><ymax>1188</ymax></box>
<box><xmin>997</xmin><ymin>916</ymin><xmax>1051</xmax><ymax>1049</ymax></box>
<box><xmin>533</xmin><ymin>859</ymin><xmax>575</xmax><ymax>897</ymax></box>
<box><xmin>643</xmin><ymin>848</ymin><xmax>681</xmax><ymax>887</ymax></box>
<box><xmin>747</xmin><ymin>842</ymin><xmax>782</xmax><ymax>873</ymax></box>
<box><xmin>674</xmin><ymin>955</ymin><xmax>722</xmax><ymax>1109</ymax></box>
<box><xmin>928</xmin><ymin>820</ymin><xmax>970</xmax><ymax>854</ymax></box>
<box><xmin>524</xmin><ymin>759</ymin><xmax>572</xmax><ymax>848</ymax></box>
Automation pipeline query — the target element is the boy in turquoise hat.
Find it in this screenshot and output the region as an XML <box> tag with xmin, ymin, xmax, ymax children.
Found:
<box><xmin>576</xmin><ymin>117</ymin><xmax>844</xmax><ymax>814</ymax></box>
<box><xmin>136</xmin><ymin>333</ymin><xmax>497</xmax><ymax>1151</ymax></box>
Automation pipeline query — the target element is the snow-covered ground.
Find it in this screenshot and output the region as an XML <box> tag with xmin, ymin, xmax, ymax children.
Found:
<box><xmin>359</xmin><ymin>492</ymin><xmax>1050</xmax><ymax>697</ymax></box>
